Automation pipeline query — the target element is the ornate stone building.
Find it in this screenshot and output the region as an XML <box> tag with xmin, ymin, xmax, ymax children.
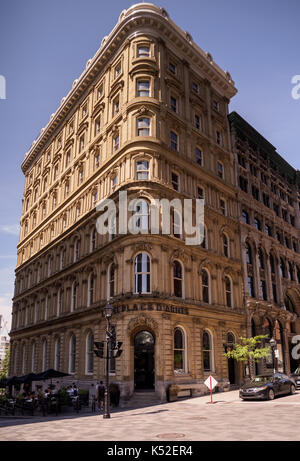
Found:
<box><xmin>229</xmin><ymin>111</ymin><xmax>300</xmax><ymax>375</ymax></box>
<box><xmin>9</xmin><ymin>3</ymin><xmax>246</xmax><ymax>401</ymax></box>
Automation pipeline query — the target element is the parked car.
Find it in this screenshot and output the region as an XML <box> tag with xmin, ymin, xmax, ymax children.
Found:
<box><xmin>239</xmin><ymin>373</ymin><xmax>296</xmax><ymax>401</ymax></box>
<box><xmin>290</xmin><ymin>367</ymin><xmax>300</xmax><ymax>389</ymax></box>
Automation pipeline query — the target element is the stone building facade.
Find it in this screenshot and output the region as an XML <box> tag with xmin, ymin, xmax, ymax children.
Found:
<box><xmin>229</xmin><ymin>111</ymin><xmax>300</xmax><ymax>376</ymax></box>
<box><xmin>9</xmin><ymin>4</ymin><xmax>246</xmax><ymax>401</ymax></box>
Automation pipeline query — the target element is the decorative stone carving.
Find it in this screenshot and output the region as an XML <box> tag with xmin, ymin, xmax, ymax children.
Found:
<box><xmin>127</xmin><ymin>314</ymin><xmax>159</xmax><ymax>336</ymax></box>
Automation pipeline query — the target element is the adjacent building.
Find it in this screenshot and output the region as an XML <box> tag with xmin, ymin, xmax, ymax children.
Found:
<box><xmin>229</xmin><ymin>111</ymin><xmax>300</xmax><ymax>375</ymax></box>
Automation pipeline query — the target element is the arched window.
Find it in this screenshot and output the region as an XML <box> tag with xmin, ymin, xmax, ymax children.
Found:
<box><xmin>134</xmin><ymin>253</ymin><xmax>151</xmax><ymax>294</ymax></box>
<box><xmin>69</xmin><ymin>334</ymin><xmax>76</xmax><ymax>374</ymax></box>
<box><xmin>245</xmin><ymin>243</ymin><xmax>252</xmax><ymax>265</ymax></box>
<box><xmin>201</xmin><ymin>269</ymin><xmax>210</xmax><ymax>304</ymax></box>
<box><xmin>203</xmin><ymin>330</ymin><xmax>213</xmax><ymax>372</ymax></box>
<box><xmin>86</xmin><ymin>331</ymin><xmax>94</xmax><ymax>375</ymax></box>
<box><xmin>54</xmin><ymin>337</ymin><xmax>61</xmax><ymax>371</ymax></box>
<box><xmin>88</xmin><ymin>273</ymin><xmax>95</xmax><ymax>306</ymax></box>
<box><xmin>227</xmin><ymin>332</ymin><xmax>235</xmax><ymax>347</ymax></box>
<box><xmin>174</xmin><ymin>327</ymin><xmax>186</xmax><ymax>373</ymax></box>
<box><xmin>108</xmin><ymin>264</ymin><xmax>115</xmax><ymax>299</ymax></box>
<box><xmin>223</xmin><ymin>234</ymin><xmax>229</xmax><ymax>257</ymax></box>
<box><xmin>173</xmin><ymin>261</ymin><xmax>183</xmax><ymax>298</ymax></box>
<box><xmin>71</xmin><ymin>282</ymin><xmax>77</xmax><ymax>312</ymax></box>
<box><xmin>225</xmin><ymin>276</ymin><xmax>233</xmax><ymax>308</ymax></box>
<box><xmin>42</xmin><ymin>339</ymin><xmax>47</xmax><ymax>371</ymax></box>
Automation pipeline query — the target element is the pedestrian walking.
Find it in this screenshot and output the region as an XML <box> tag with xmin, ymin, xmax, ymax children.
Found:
<box><xmin>97</xmin><ymin>381</ymin><xmax>105</xmax><ymax>410</ymax></box>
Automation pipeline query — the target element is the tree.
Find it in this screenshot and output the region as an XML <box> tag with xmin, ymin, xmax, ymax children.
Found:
<box><xmin>0</xmin><ymin>347</ymin><xmax>10</xmax><ymax>379</ymax></box>
<box><xmin>225</xmin><ymin>335</ymin><xmax>271</xmax><ymax>380</ymax></box>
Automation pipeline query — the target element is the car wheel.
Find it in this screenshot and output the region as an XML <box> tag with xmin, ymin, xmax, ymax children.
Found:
<box><xmin>290</xmin><ymin>385</ymin><xmax>296</xmax><ymax>395</ymax></box>
<box><xmin>268</xmin><ymin>389</ymin><xmax>275</xmax><ymax>400</ymax></box>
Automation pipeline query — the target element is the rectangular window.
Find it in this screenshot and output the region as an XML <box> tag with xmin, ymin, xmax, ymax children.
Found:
<box><xmin>194</xmin><ymin>114</ymin><xmax>201</xmax><ymax>130</ymax></box>
<box><xmin>137</xmin><ymin>117</ymin><xmax>150</xmax><ymax>136</ymax></box>
<box><xmin>260</xmin><ymin>280</ymin><xmax>267</xmax><ymax>301</ymax></box>
<box><xmin>114</xmin><ymin>62</ymin><xmax>121</xmax><ymax>78</ymax></box>
<box><xmin>170</xmin><ymin>131</ymin><xmax>178</xmax><ymax>151</ymax></box>
<box><xmin>137</xmin><ymin>45</ymin><xmax>150</xmax><ymax>58</ymax></box>
<box><xmin>216</xmin><ymin>131</ymin><xmax>222</xmax><ymax>146</ymax></box>
<box><xmin>220</xmin><ymin>199</ymin><xmax>226</xmax><ymax>216</ymax></box>
<box><xmin>248</xmin><ymin>276</ymin><xmax>255</xmax><ymax>297</ymax></box>
<box><xmin>136</xmin><ymin>160</ymin><xmax>149</xmax><ymax>180</ymax></box>
<box><xmin>113</xmin><ymin>134</ymin><xmax>119</xmax><ymax>152</ymax></box>
<box><xmin>95</xmin><ymin>116</ymin><xmax>101</xmax><ymax>135</ymax></box>
<box><xmin>169</xmin><ymin>62</ymin><xmax>176</xmax><ymax>74</ymax></box>
<box><xmin>94</xmin><ymin>153</ymin><xmax>100</xmax><ymax>170</ymax></box>
<box><xmin>82</xmin><ymin>104</ymin><xmax>88</xmax><ymax>118</ymax></box>
<box><xmin>137</xmin><ymin>80</ymin><xmax>150</xmax><ymax>97</ymax></box>
<box><xmin>65</xmin><ymin>150</ymin><xmax>71</xmax><ymax>167</ymax></box>
<box><xmin>170</xmin><ymin>96</ymin><xmax>177</xmax><ymax>112</ymax></box>
<box><xmin>212</xmin><ymin>100</ymin><xmax>219</xmax><ymax>111</ymax></box>
<box><xmin>192</xmin><ymin>82</ymin><xmax>199</xmax><ymax>93</ymax></box>
<box><xmin>217</xmin><ymin>162</ymin><xmax>224</xmax><ymax>179</ymax></box>
<box><xmin>113</xmin><ymin>96</ymin><xmax>120</xmax><ymax>116</ymax></box>
<box><xmin>172</xmin><ymin>172</ymin><xmax>179</xmax><ymax>191</ymax></box>
<box><xmin>197</xmin><ymin>187</ymin><xmax>204</xmax><ymax>200</ymax></box>
<box><xmin>97</xmin><ymin>84</ymin><xmax>103</xmax><ymax>99</ymax></box>
<box><xmin>196</xmin><ymin>147</ymin><xmax>203</xmax><ymax>166</ymax></box>
<box><xmin>79</xmin><ymin>135</ymin><xmax>85</xmax><ymax>152</ymax></box>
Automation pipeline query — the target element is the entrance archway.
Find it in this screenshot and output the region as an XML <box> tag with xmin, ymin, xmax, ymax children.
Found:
<box><xmin>134</xmin><ymin>330</ymin><xmax>155</xmax><ymax>390</ymax></box>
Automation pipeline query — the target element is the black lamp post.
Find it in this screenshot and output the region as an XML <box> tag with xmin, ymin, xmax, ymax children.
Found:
<box><xmin>269</xmin><ymin>337</ymin><xmax>277</xmax><ymax>375</ymax></box>
<box><xmin>103</xmin><ymin>302</ymin><xmax>113</xmax><ymax>419</ymax></box>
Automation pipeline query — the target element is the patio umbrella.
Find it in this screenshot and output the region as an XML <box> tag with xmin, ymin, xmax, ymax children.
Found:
<box><xmin>5</xmin><ymin>376</ymin><xmax>19</xmax><ymax>386</ymax></box>
<box><xmin>15</xmin><ymin>373</ymin><xmax>38</xmax><ymax>384</ymax></box>
<box><xmin>34</xmin><ymin>369</ymin><xmax>70</xmax><ymax>384</ymax></box>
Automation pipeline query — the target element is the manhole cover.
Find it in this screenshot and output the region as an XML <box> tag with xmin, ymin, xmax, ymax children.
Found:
<box><xmin>187</xmin><ymin>417</ymin><xmax>207</xmax><ymax>421</ymax></box>
<box><xmin>156</xmin><ymin>433</ymin><xmax>186</xmax><ymax>439</ymax></box>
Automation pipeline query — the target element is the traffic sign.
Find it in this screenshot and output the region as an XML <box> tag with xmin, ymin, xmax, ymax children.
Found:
<box><xmin>204</xmin><ymin>376</ymin><xmax>218</xmax><ymax>390</ymax></box>
<box><xmin>204</xmin><ymin>375</ymin><xmax>218</xmax><ymax>404</ymax></box>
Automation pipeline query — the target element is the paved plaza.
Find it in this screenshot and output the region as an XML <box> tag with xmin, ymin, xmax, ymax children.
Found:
<box><xmin>1</xmin><ymin>390</ymin><xmax>300</xmax><ymax>441</ymax></box>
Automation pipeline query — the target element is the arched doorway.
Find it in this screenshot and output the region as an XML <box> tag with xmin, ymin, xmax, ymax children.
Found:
<box><xmin>134</xmin><ymin>330</ymin><xmax>155</xmax><ymax>390</ymax></box>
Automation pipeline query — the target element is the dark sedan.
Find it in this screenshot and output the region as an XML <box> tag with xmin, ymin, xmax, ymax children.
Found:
<box><xmin>291</xmin><ymin>367</ymin><xmax>300</xmax><ymax>389</ymax></box>
<box><xmin>239</xmin><ymin>373</ymin><xmax>296</xmax><ymax>401</ymax></box>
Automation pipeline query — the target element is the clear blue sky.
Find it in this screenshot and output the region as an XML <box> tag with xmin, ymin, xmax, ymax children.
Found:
<box><xmin>0</xmin><ymin>0</ymin><xmax>299</xmax><ymax>332</ymax></box>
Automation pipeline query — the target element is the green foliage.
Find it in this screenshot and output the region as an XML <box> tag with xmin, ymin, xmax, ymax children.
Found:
<box><xmin>0</xmin><ymin>347</ymin><xmax>10</xmax><ymax>379</ymax></box>
<box><xmin>225</xmin><ymin>335</ymin><xmax>271</xmax><ymax>363</ymax></box>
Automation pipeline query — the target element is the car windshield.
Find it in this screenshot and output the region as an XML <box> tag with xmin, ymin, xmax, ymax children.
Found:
<box><xmin>251</xmin><ymin>376</ymin><xmax>271</xmax><ymax>383</ymax></box>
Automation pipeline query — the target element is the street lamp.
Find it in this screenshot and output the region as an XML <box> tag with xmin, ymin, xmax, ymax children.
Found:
<box><xmin>269</xmin><ymin>337</ymin><xmax>277</xmax><ymax>375</ymax></box>
<box><xmin>103</xmin><ymin>302</ymin><xmax>113</xmax><ymax>419</ymax></box>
